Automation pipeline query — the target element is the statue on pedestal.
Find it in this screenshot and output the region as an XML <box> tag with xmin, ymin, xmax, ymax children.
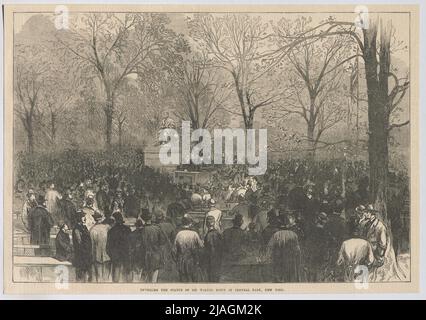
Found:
<box><xmin>158</xmin><ymin>111</ymin><xmax>177</xmax><ymax>146</ymax></box>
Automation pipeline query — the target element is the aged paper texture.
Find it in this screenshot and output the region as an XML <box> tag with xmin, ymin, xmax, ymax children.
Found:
<box><xmin>3</xmin><ymin>3</ymin><xmax>419</xmax><ymax>294</ymax></box>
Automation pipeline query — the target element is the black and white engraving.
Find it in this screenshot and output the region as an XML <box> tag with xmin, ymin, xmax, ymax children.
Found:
<box><xmin>8</xmin><ymin>6</ymin><xmax>414</xmax><ymax>288</ymax></box>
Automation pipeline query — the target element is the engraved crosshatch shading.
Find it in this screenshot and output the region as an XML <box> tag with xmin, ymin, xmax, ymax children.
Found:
<box><xmin>2</xmin><ymin>4</ymin><xmax>420</xmax><ymax>294</ymax></box>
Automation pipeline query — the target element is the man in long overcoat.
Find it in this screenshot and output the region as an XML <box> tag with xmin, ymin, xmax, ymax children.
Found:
<box><xmin>28</xmin><ymin>195</ymin><xmax>54</xmax><ymax>247</ymax></box>
<box><xmin>90</xmin><ymin>213</ymin><xmax>113</xmax><ymax>282</ymax></box>
<box><xmin>58</xmin><ymin>190</ymin><xmax>78</xmax><ymax>230</ymax></box>
<box><xmin>55</xmin><ymin>223</ymin><xmax>73</xmax><ymax>262</ymax></box>
<box><xmin>267</xmin><ymin>214</ymin><xmax>302</xmax><ymax>283</ymax></box>
<box><xmin>106</xmin><ymin>211</ymin><xmax>131</xmax><ymax>282</ymax></box>
<box><xmin>139</xmin><ymin>211</ymin><xmax>167</xmax><ymax>282</ymax></box>
<box><xmin>174</xmin><ymin>216</ymin><xmax>204</xmax><ymax>282</ymax></box>
<box><xmin>203</xmin><ymin>215</ymin><xmax>223</xmax><ymax>282</ymax></box>
<box><xmin>72</xmin><ymin>211</ymin><xmax>92</xmax><ymax>282</ymax></box>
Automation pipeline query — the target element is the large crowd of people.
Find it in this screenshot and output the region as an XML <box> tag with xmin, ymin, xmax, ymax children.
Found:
<box><xmin>17</xmin><ymin>160</ymin><xmax>409</xmax><ymax>283</ymax></box>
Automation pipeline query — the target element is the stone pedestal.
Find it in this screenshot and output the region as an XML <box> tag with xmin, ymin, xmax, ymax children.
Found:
<box><xmin>144</xmin><ymin>145</ymin><xmax>178</xmax><ymax>173</ymax></box>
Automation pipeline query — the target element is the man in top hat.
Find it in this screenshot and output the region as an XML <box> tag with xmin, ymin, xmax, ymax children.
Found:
<box><xmin>203</xmin><ymin>215</ymin><xmax>223</xmax><ymax>282</ymax></box>
<box><xmin>90</xmin><ymin>212</ymin><xmax>113</xmax><ymax>282</ymax></box>
<box><xmin>106</xmin><ymin>211</ymin><xmax>131</xmax><ymax>282</ymax></box>
<box><xmin>21</xmin><ymin>189</ymin><xmax>37</xmax><ymax>231</ymax></box>
<box><xmin>138</xmin><ymin>210</ymin><xmax>167</xmax><ymax>283</ymax></box>
<box><xmin>222</xmin><ymin>214</ymin><xmax>246</xmax><ymax>265</ymax></box>
<box><xmin>28</xmin><ymin>195</ymin><xmax>54</xmax><ymax>247</ymax></box>
<box><xmin>174</xmin><ymin>215</ymin><xmax>204</xmax><ymax>282</ymax></box>
<box><xmin>261</xmin><ymin>209</ymin><xmax>280</xmax><ymax>248</ymax></box>
<box><xmin>203</xmin><ymin>199</ymin><xmax>222</xmax><ymax>237</ymax></box>
<box><xmin>72</xmin><ymin>210</ymin><xmax>92</xmax><ymax>282</ymax></box>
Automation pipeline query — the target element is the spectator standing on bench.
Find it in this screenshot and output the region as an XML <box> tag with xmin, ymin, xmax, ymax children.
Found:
<box><xmin>28</xmin><ymin>195</ymin><xmax>54</xmax><ymax>256</ymax></box>
<box><xmin>22</xmin><ymin>189</ymin><xmax>37</xmax><ymax>231</ymax></box>
<box><xmin>45</xmin><ymin>183</ymin><xmax>62</xmax><ymax>225</ymax></box>
<box><xmin>72</xmin><ymin>210</ymin><xmax>93</xmax><ymax>282</ymax></box>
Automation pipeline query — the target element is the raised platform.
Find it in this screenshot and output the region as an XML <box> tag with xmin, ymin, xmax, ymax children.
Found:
<box><xmin>13</xmin><ymin>256</ymin><xmax>75</xmax><ymax>283</ymax></box>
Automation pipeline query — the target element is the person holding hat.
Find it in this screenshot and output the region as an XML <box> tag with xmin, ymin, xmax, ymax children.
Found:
<box><xmin>90</xmin><ymin>212</ymin><xmax>113</xmax><ymax>282</ymax></box>
<box><xmin>106</xmin><ymin>211</ymin><xmax>131</xmax><ymax>282</ymax></box>
<box><xmin>21</xmin><ymin>189</ymin><xmax>37</xmax><ymax>231</ymax></box>
<box><xmin>174</xmin><ymin>215</ymin><xmax>204</xmax><ymax>282</ymax></box>
<box><xmin>72</xmin><ymin>210</ymin><xmax>93</xmax><ymax>282</ymax></box>
<box><xmin>27</xmin><ymin>195</ymin><xmax>54</xmax><ymax>248</ymax></box>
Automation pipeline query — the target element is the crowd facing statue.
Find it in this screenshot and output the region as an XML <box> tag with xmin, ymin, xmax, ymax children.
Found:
<box><xmin>17</xmin><ymin>159</ymin><xmax>409</xmax><ymax>283</ymax></box>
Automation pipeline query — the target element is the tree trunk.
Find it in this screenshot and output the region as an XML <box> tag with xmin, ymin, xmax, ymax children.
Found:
<box><xmin>23</xmin><ymin>115</ymin><xmax>35</xmax><ymax>154</ymax></box>
<box><xmin>104</xmin><ymin>98</ymin><xmax>114</xmax><ymax>150</ymax></box>
<box><xmin>233</xmin><ymin>74</ymin><xmax>254</xmax><ymax>129</ymax></box>
<box><xmin>307</xmin><ymin>119</ymin><xmax>316</xmax><ymax>159</ymax></box>
<box><xmin>245</xmin><ymin>110</ymin><xmax>254</xmax><ymax>129</ymax></box>
<box><xmin>118</xmin><ymin>123</ymin><xmax>123</xmax><ymax>151</ymax></box>
<box><xmin>27</xmin><ymin>130</ymin><xmax>34</xmax><ymax>154</ymax></box>
<box><xmin>363</xmin><ymin>22</ymin><xmax>390</xmax><ymax>221</ymax></box>
<box><xmin>50</xmin><ymin>112</ymin><xmax>57</xmax><ymax>146</ymax></box>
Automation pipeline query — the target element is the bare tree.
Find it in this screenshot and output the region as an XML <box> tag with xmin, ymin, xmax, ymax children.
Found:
<box><xmin>188</xmin><ymin>14</ymin><xmax>282</xmax><ymax>129</ymax></box>
<box><xmin>272</xmin><ymin>17</ymin><xmax>353</xmax><ymax>156</ymax></box>
<box><xmin>14</xmin><ymin>44</ymin><xmax>51</xmax><ymax>153</ymax></box>
<box><xmin>273</xmin><ymin>16</ymin><xmax>409</xmax><ymax>221</ymax></box>
<box><xmin>38</xmin><ymin>72</ymin><xmax>76</xmax><ymax>148</ymax></box>
<box><xmin>57</xmin><ymin>13</ymin><xmax>185</xmax><ymax>149</ymax></box>
<box><xmin>175</xmin><ymin>55</ymin><xmax>231</xmax><ymax>130</ymax></box>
